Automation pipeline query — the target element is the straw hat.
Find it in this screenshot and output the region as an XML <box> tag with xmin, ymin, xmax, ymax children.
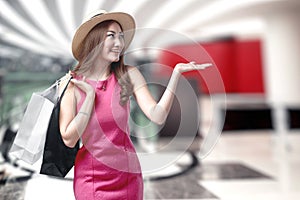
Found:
<box><xmin>72</xmin><ymin>10</ymin><xmax>136</xmax><ymax>60</ymax></box>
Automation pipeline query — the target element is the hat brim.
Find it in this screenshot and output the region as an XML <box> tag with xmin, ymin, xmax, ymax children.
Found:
<box><xmin>72</xmin><ymin>12</ymin><xmax>135</xmax><ymax>61</ymax></box>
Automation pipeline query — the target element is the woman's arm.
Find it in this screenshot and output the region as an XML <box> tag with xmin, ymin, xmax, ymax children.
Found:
<box><xmin>129</xmin><ymin>62</ymin><xmax>211</xmax><ymax>125</ymax></box>
<box><xmin>59</xmin><ymin>77</ymin><xmax>95</xmax><ymax>148</ymax></box>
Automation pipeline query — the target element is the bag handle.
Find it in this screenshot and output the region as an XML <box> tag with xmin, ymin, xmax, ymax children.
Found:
<box><xmin>58</xmin><ymin>76</ymin><xmax>72</xmax><ymax>102</ymax></box>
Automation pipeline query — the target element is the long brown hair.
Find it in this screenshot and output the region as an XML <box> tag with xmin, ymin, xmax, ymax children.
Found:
<box><xmin>72</xmin><ymin>20</ymin><xmax>133</xmax><ymax>105</ymax></box>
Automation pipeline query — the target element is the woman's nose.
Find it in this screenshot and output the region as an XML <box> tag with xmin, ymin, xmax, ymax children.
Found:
<box><xmin>114</xmin><ymin>36</ymin><xmax>124</xmax><ymax>47</ymax></box>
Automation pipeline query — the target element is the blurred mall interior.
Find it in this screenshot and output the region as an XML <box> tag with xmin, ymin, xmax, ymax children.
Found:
<box><xmin>0</xmin><ymin>0</ymin><xmax>300</xmax><ymax>199</ymax></box>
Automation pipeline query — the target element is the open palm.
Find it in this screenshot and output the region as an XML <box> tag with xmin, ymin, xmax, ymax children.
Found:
<box><xmin>174</xmin><ymin>61</ymin><xmax>212</xmax><ymax>74</ymax></box>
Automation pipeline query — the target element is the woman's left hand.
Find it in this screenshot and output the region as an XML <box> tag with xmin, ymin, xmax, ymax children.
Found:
<box><xmin>174</xmin><ymin>61</ymin><xmax>212</xmax><ymax>74</ymax></box>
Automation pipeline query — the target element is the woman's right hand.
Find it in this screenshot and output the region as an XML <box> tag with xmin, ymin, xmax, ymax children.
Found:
<box><xmin>71</xmin><ymin>77</ymin><xmax>95</xmax><ymax>97</ymax></box>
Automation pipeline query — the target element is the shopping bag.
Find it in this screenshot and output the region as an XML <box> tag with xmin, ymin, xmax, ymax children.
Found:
<box><xmin>9</xmin><ymin>81</ymin><xmax>59</xmax><ymax>164</ymax></box>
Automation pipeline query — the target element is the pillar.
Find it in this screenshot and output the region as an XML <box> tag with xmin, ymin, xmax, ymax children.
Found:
<box><xmin>262</xmin><ymin>10</ymin><xmax>300</xmax><ymax>149</ymax></box>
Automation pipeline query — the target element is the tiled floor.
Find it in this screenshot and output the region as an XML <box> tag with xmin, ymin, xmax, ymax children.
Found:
<box><xmin>199</xmin><ymin>131</ymin><xmax>300</xmax><ymax>200</ymax></box>
<box><xmin>0</xmin><ymin>130</ymin><xmax>299</xmax><ymax>199</ymax></box>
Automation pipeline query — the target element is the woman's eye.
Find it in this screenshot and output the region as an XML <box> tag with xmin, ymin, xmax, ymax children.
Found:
<box><xmin>107</xmin><ymin>33</ymin><xmax>124</xmax><ymax>41</ymax></box>
<box><xmin>107</xmin><ymin>34</ymin><xmax>114</xmax><ymax>38</ymax></box>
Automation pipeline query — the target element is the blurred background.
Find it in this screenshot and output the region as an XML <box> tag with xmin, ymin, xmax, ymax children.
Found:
<box><xmin>0</xmin><ymin>0</ymin><xmax>300</xmax><ymax>199</ymax></box>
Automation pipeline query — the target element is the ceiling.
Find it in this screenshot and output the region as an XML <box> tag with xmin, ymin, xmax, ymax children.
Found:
<box><xmin>0</xmin><ymin>0</ymin><xmax>300</xmax><ymax>61</ymax></box>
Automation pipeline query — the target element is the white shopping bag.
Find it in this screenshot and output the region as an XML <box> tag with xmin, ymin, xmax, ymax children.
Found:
<box><xmin>9</xmin><ymin>82</ymin><xmax>58</xmax><ymax>164</ymax></box>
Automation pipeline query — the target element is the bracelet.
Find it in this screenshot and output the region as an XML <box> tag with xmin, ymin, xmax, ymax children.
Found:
<box><xmin>78</xmin><ymin>111</ymin><xmax>89</xmax><ymax>116</ymax></box>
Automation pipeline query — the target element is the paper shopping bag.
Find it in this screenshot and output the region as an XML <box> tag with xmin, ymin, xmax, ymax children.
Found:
<box><xmin>9</xmin><ymin>83</ymin><xmax>58</xmax><ymax>164</ymax></box>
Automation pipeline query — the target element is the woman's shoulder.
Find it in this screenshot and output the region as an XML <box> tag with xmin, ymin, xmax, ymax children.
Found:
<box><xmin>57</xmin><ymin>73</ymin><xmax>74</xmax><ymax>94</ymax></box>
<box><xmin>125</xmin><ymin>65</ymin><xmax>146</xmax><ymax>87</ymax></box>
<box><xmin>125</xmin><ymin>65</ymin><xmax>142</xmax><ymax>78</ymax></box>
<box><xmin>125</xmin><ymin>65</ymin><xmax>137</xmax><ymax>71</ymax></box>
<box><xmin>125</xmin><ymin>65</ymin><xmax>143</xmax><ymax>76</ymax></box>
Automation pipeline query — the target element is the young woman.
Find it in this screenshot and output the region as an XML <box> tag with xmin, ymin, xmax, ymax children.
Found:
<box><xmin>59</xmin><ymin>10</ymin><xmax>211</xmax><ymax>200</ymax></box>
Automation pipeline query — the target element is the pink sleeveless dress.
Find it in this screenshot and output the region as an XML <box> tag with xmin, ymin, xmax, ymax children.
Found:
<box><xmin>73</xmin><ymin>74</ymin><xmax>143</xmax><ymax>200</ymax></box>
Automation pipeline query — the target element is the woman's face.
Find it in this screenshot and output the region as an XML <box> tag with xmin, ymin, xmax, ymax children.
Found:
<box><xmin>100</xmin><ymin>22</ymin><xmax>125</xmax><ymax>63</ymax></box>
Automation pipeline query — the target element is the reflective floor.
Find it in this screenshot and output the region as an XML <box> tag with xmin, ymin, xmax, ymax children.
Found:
<box><xmin>1</xmin><ymin>130</ymin><xmax>299</xmax><ymax>200</ymax></box>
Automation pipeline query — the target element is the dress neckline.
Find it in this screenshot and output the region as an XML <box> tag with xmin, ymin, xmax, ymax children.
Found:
<box><xmin>87</xmin><ymin>73</ymin><xmax>113</xmax><ymax>83</ymax></box>
<box><xmin>75</xmin><ymin>73</ymin><xmax>113</xmax><ymax>83</ymax></box>
<box><xmin>75</xmin><ymin>74</ymin><xmax>114</xmax><ymax>91</ymax></box>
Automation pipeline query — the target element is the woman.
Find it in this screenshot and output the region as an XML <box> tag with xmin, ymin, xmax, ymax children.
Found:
<box><xmin>59</xmin><ymin>10</ymin><xmax>211</xmax><ymax>199</ymax></box>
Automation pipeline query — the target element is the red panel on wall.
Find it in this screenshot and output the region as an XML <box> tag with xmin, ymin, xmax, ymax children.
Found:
<box><xmin>201</xmin><ymin>40</ymin><xmax>236</xmax><ymax>93</ymax></box>
<box><xmin>234</xmin><ymin>40</ymin><xmax>264</xmax><ymax>93</ymax></box>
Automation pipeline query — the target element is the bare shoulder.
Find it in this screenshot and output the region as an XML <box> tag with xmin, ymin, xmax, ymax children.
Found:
<box><xmin>125</xmin><ymin>65</ymin><xmax>142</xmax><ymax>80</ymax></box>
<box><xmin>58</xmin><ymin>75</ymin><xmax>74</xmax><ymax>96</ymax></box>
<box><xmin>126</xmin><ymin>65</ymin><xmax>142</xmax><ymax>75</ymax></box>
<box><xmin>125</xmin><ymin>65</ymin><xmax>146</xmax><ymax>89</ymax></box>
<box><xmin>126</xmin><ymin>65</ymin><xmax>138</xmax><ymax>72</ymax></box>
